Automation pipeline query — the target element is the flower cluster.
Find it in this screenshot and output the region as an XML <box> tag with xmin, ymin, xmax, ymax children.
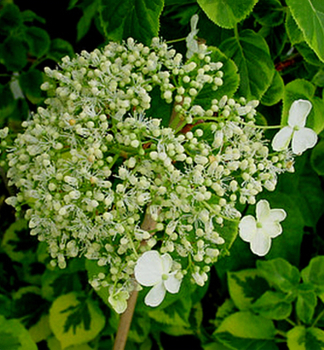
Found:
<box><xmin>3</xmin><ymin>34</ymin><xmax>315</xmax><ymax>312</ymax></box>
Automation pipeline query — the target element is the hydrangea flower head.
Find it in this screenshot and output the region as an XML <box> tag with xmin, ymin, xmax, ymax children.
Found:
<box><xmin>134</xmin><ymin>250</ymin><xmax>182</xmax><ymax>307</ymax></box>
<box><xmin>272</xmin><ymin>99</ymin><xmax>318</xmax><ymax>154</ymax></box>
<box><xmin>239</xmin><ymin>199</ymin><xmax>286</xmax><ymax>256</ymax></box>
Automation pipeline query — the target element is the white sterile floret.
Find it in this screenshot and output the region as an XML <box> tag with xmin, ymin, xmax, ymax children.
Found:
<box><xmin>108</xmin><ymin>289</ymin><xmax>129</xmax><ymax>314</ymax></box>
<box><xmin>239</xmin><ymin>199</ymin><xmax>286</xmax><ymax>256</ymax></box>
<box><xmin>134</xmin><ymin>250</ymin><xmax>182</xmax><ymax>307</ymax></box>
<box><xmin>272</xmin><ymin>99</ymin><xmax>318</xmax><ymax>154</ymax></box>
<box><xmin>186</xmin><ymin>14</ymin><xmax>199</xmax><ymax>59</ymax></box>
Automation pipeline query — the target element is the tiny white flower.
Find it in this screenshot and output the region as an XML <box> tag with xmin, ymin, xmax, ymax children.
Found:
<box><xmin>272</xmin><ymin>99</ymin><xmax>318</xmax><ymax>154</ymax></box>
<box><xmin>239</xmin><ymin>199</ymin><xmax>286</xmax><ymax>256</ymax></box>
<box><xmin>134</xmin><ymin>250</ymin><xmax>182</xmax><ymax>307</ymax></box>
<box><xmin>108</xmin><ymin>289</ymin><xmax>129</xmax><ymax>314</ymax></box>
<box><xmin>186</xmin><ymin>14</ymin><xmax>199</xmax><ymax>59</ymax></box>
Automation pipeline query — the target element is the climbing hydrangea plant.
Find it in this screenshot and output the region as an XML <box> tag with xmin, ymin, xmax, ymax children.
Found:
<box><xmin>2</xmin><ymin>26</ymin><xmax>317</xmax><ymax>313</ymax></box>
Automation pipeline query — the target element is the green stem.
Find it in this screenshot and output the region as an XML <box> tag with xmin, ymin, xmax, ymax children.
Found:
<box><xmin>311</xmin><ymin>308</ymin><xmax>324</xmax><ymax>328</ymax></box>
<box><xmin>166</xmin><ymin>37</ymin><xmax>187</xmax><ymax>44</ymax></box>
<box><xmin>276</xmin><ymin>329</ymin><xmax>287</xmax><ymax>338</ymax></box>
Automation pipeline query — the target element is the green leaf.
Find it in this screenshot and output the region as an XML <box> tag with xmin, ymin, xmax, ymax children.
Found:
<box><xmin>21</xmin><ymin>10</ymin><xmax>46</xmax><ymax>24</ymax></box>
<box><xmin>47</xmin><ymin>39</ymin><xmax>74</xmax><ymax>62</ymax></box>
<box><xmin>76</xmin><ymin>0</ymin><xmax>100</xmax><ymax>42</ymax></box>
<box><xmin>99</xmin><ymin>0</ymin><xmax>164</xmax><ymax>45</ymax></box>
<box><xmin>282</xmin><ymin>79</ymin><xmax>324</xmax><ymax>134</ymax></box>
<box><xmin>128</xmin><ymin>313</ymin><xmax>151</xmax><ymax>342</ymax></box>
<box><xmin>301</xmin><ymin>256</ymin><xmax>324</xmax><ymax>303</ymax></box>
<box><xmin>214</xmin><ymin>332</ymin><xmax>279</xmax><ymax>350</ymax></box>
<box><xmin>49</xmin><ymin>292</ymin><xmax>105</xmax><ymax>349</ymax></box>
<box><xmin>311</xmin><ymin>139</ymin><xmax>324</xmax><ymax>176</ymax></box>
<box><xmin>25</xmin><ymin>26</ymin><xmax>51</xmax><ymax>58</ymax></box>
<box><xmin>227</xmin><ymin>269</ymin><xmax>270</xmax><ymax>310</ymax></box>
<box><xmin>253</xmin><ymin>0</ymin><xmax>285</xmax><ymax>27</ymax></box>
<box><xmin>286</xmin><ymin>0</ymin><xmax>324</xmax><ymax>62</ymax></box>
<box><xmin>296</xmin><ymin>42</ymin><xmax>324</xmax><ymax>66</ymax></box>
<box><xmin>0</xmin><ymin>3</ymin><xmax>22</xmax><ymax>34</ymax></box>
<box><xmin>1</xmin><ymin>36</ymin><xmax>28</xmax><ymax>71</ymax></box>
<box><xmin>285</xmin><ymin>9</ymin><xmax>304</xmax><ymax>45</ymax></box>
<box><xmin>296</xmin><ymin>286</ymin><xmax>317</xmax><ymax>325</ymax></box>
<box><xmin>19</xmin><ymin>69</ymin><xmax>44</xmax><ymax>104</ymax></box>
<box><xmin>213</xmin><ymin>299</ymin><xmax>237</xmax><ymax>328</ymax></box>
<box><xmin>214</xmin><ymin>311</ymin><xmax>276</xmax><ymax>339</ymax></box>
<box><xmin>256</xmin><ymin>258</ymin><xmax>300</xmax><ymax>293</ymax></box>
<box><xmin>194</xmin><ymin>46</ymin><xmax>240</xmax><ymax>106</ymax></box>
<box><xmin>261</xmin><ymin>70</ymin><xmax>284</xmax><ymax>106</ymax></box>
<box><xmin>197</xmin><ymin>0</ymin><xmax>258</xmax><ymax>29</ymax></box>
<box><xmin>0</xmin><ymin>315</ymin><xmax>37</xmax><ymax>350</ymax></box>
<box><xmin>148</xmin><ymin>297</ymin><xmax>192</xmax><ymax>328</ymax></box>
<box><xmin>0</xmin><ymin>83</ymin><xmax>16</xmax><ymax>120</ymax></box>
<box><xmin>287</xmin><ymin>326</ymin><xmax>324</xmax><ymax>350</ymax></box>
<box><xmin>0</xmin><ymin>219</ymin><xmax>36</xmax><ymax>263</ymax></box>
<box><xmin>219</xmin><ymin>30</ymin><xmax>275</xmax><ymax>100</ymax></box>
<box><xmin>312</xmin><ymin>68</ymin><xmax>324</xmax><ymax>87</ymax></box>
<box><xmin>251</xmin><ymin>291</ymin><xmax>293</xmax><ymax>320</ymax></box>
<box><xmin>276</xmin><ymin>154</ymin><xmax>324</xmax><ymax>230</ymax></box>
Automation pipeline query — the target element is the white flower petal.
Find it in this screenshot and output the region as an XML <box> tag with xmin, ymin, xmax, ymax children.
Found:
<box><xmin>268</xmin><ymin>208</ymin><xmax>287</xmax><ymax>223</ymax></box>
<box><xmin>256</xmin><ymin>199</ymin><xmax>270</xmax><ymax>222</ymax></box>
<box><xmin>239</xmin><ymin>215</ymin><xmax>257</xmax><ymax>242</ymax></box>
<box><xmin>271</xmin><ymin>126</ymin><xmax>293</xmax><ymax>151</ymax></box>
<box><xmin>134</xmin><ymin>250</ymin><xmax>163</xmax><ymax>287</ymax></box>
<box><xmin>250</xmin><ymin>229</ymin><xmax>271</xmax><ymax>256</ymax></box>
<box><xmin>144</xmin><ymin>282</ymin><xmax>166</xmax><ymax>307</ymax></box>
<box><xmin>164</xmin><ymin>272</ymin><xmax>182</xmax><ymax>294</ymax></box>
<box><xmin>292</xmin><ymin>127</ymin><xmax>318</xmax><ymax>154</ymax></box>
<box><xmin>161</xmin><ymin>253</ymin><xmax>173</xmax><ymax>274</ymax></box>
<box><xmin>288</xmin><ymin>99</ymin><xmax>312</xmax><ymax>128</ymax></box>
<box><xmin>263</xmin><ymin>221</ymin><xmax>283</xmax><ymax>238</ymax></box>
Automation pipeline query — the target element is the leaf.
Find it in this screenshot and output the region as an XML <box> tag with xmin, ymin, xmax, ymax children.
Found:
<box><xmin>251</xmin><ymin>291</ymin><xmax>293</xmax><ymax>320</ymax></box>
<box><xmin>287</xmin><ymin>326</ymin><xmax>324</xmax><ymax>350</ymax></box>
<box><xmin>99</xmin><ymin>0</ymin><xmax>164</xmax><ymax>45</ymax></box>
<box><xmin>285</xmin><ymin>9</ymin><xmax>304</xmax><ymax>45</ymax></box>
<box><xmin>256</xmin><ymin>258</ymin><xmax>300</xmax><ymax>293</ymax></box>
<box><xmin>148</xmin><ymin>297</ymin><xmax>192</xmax><ymax>328</ymax></box>
<box><xmin>47</xmin><ymin>39</ymin><xmax>74</xmax><ymax>62</ymax></box>
<box><xmin>49</xmin><ymin>292</ymin><xmax>105</xmax><ymax>349</ymax></box>
<box><xmin>19</xmin><ymin>70</ymin><xmax>44</xmax><ymax>105</ymax></box>
<box><xmin>296</xmin><ymin>286</ymin><xmax>317</xmax><ymax>325</ymax></box>
<box><xmin>21</xmin><ymin>10</ymin><xmax>46</xmax><ymax>24</ymax></box>
<box><xmin>261</xmin><ymin>70</ymin><xmax>284</xmax><ymax>106</ymax></box>
<box><xmin>193</xmin><ymin>46</ymin><xmax>240</xmax><ymax>106</ymax></box>
<box><xmin>128</xmin><ymin>312</ymin><xmax>151</xmax><ymax>342</ymax></box>
<box><xmin>11</xmin><ymin>286</ymin><xmax>45</xmax><ymax>327</ymax></box>
<box><xmin>197</xmin><ymin>0</ymin><xmax>258</xmax><ymax>29</ymax></box>
<box><xmin>76</xmin><ymin>0</ymin><xmax>100</xmax><ymax>42</ymax></box>
<box><xmin>227</xmin><ymin>269</ymin><xmax>270</xmax><ymax>310</ymax></box>
<box><xmin>0</xmin><ymin>3</ymin><xmax>22</xmax><ymax>34</ymax></box>
<box><xmin>0</xmin><ymin>315</ymin><xmax>37</xmax><ymax>350</ymax></box>
<box><xmin>214</xmin><ymin>311</ymin><xmax>276</xmax><ymax>339</ymax></box>
<box><xmin>1</xmin><ymin>36</ymin><xmax>28</xmax><ymax>71</ymax></box>
<box><xmin>28</xmin><ymin>314</ymin><xmax>52</xmax><ymax>344</ymax></box>
<box><xmin>25</xmin><ymin>26</ymin><xmax>51</xmax><ymax>58</ymax></box>
<box><xmin>219</xmin><ymin>29</ymin><xmax>275</xmax><ymax>100</ymax></box>
<box><xmin>301</xmin><ymin>256</ymin><xmax>324</xmax><ymax>303</ymax></box>
<box><xmin>286</xmin><ymin>0</ymin><xmax>324</xmax><ymax>62</ymax></box>
<box><xmin>214</xmin><ymin>332</ymin><xmax>279</xmax><ymax>350</ymax></box>
<box><xmin>1</xmin><ymin>219</ymin><xmax>36</xmax><ymax>263</ymax></box>
<box><xmin>311</xmin><ymin>139</ymin><xmax>324</xmax><ymax>176</ymax></box>
<box><xmin>0</xmin><ymin>83</ymin><xmax>16</xmax><ymax>120</ymax></box>
<box><xmin>253</xmin><ymin>0</ymin><xmax>285</xmax><ymax>27</ymax></box>
<box><xmin>296</xmin><ymin>42</ymin><xmax>324</xmax><ymax>66</ymax></box>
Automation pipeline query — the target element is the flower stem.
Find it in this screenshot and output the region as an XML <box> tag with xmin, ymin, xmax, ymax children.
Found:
<box><xmin>112</xmin><ymin>210</ymin><xmax>157</xmax><ymax>350</ymax></box>
<box><xmin>112</xmin><ymin>288</ymin><xmax>139</xmax><ymax>350</ymax></box>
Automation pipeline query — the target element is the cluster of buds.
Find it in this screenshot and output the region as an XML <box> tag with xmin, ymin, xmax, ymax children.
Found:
<box><xmin>3</xmin><ymin>35</ymin><xmax>307</xmax><ymax>313</ymax></box>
